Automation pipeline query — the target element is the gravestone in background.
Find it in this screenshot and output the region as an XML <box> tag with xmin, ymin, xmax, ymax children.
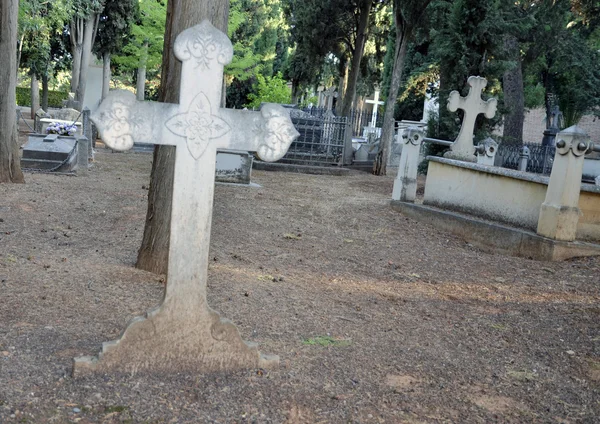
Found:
<box><xmin>73</xmin><ymin>20</ymin><xmax>299</xmax><ymax>375</ymax></box>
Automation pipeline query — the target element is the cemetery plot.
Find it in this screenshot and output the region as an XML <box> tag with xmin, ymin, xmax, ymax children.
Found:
<box><xmin>1</xmin><ymin>150</ymin><xmax>600</xmax><ymax>422</ymax></box>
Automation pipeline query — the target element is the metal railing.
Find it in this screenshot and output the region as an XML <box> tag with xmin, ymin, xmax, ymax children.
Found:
<box><xmin>301</xmin><ymin>106</ymin><xmax>384</xmax><ymax>137</ymax></box>
<box><xmin>497</xmin><ymin>142</ymin><xmax>556</xmax><ymax>175</ymax></box>
<box><xmin>281</xmin><ymin>111</ymin><xmax>347</xmax><ymax>165</ymax></box>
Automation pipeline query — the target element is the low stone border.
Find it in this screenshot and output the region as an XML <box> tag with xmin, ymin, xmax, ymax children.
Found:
<box><xmin>391</xmin><ymin>200</ymin><xmax>600</xmax><ymax>261</ymax></box>
<box><xmin>253</xmin><ymin>161</ymin><xmax>350</xmax><ymax>176</ymax></box>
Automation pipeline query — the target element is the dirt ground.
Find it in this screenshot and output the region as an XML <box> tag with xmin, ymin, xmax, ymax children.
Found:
<box><xmin>1</xmin><ymin>128</ymin><xmax>600</xmax><ymax>423</ymax></box>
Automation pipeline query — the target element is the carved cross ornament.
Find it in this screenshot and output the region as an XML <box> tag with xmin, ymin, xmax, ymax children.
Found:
<box><xmin>73</xmin><ymin>20</ymin><xmax>299</xmax><ymax>376</ymax></box>
<box><xmin>446</xmin><ymin>76</ymin><xmax>497</xmax><ymax>161</ymax></box>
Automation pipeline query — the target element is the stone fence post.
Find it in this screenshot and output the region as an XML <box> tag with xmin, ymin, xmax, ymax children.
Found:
<box><xmin>392</xmin><ymin>126</ymin><xmax>424</xmax><ymax>202</ymax></box>
<box><xmin>82</xmin><ymin>107</ymin><xmax>94</xmax><ymax>161</ymax></box>
<box><xmin>76</xmin><ymin>136</ymin><xmax>89</xmax><ymax>176</ymax></box>
<box><xmin>537</xmin><ymin>126</ymin><xmax>591</xmax><ymax>241</ymax></box>
<box><xmin>518</xmin><ymin>146</ymin><xmax>530</xmax><ymax>172</ymax></box>
<box><xmin>475</xmin><ymin>137</ymin><xmax>498</xmax><ymax>166</ymax></box>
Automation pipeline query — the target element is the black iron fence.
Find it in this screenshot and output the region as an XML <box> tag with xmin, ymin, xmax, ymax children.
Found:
<box><xmin>497</xmin><ymin>142</ymin><xmax>556</xmax><ymax>175</ymax></box>
<box><xmin>301</xmin><ymin>106</ymin><xmax>384</xmax><ymax>137</ymax></box>
<box><xmin>280</xmin><ymin>110</ymin><xmax>348</xmax><ymax>165</ymax></box>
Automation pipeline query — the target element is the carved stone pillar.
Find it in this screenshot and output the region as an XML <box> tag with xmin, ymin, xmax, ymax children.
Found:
<box><xmin>537</xmin><ymin>126</ymin><xmax>591</xmax><ymax>241</ymax></box>
<box><xmin>392</xmin><ymin>126</ymin><xmax>424</xmax><ymax>202</ymax></box>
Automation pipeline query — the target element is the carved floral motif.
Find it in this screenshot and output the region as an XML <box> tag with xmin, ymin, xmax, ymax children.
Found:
<box><xmin>165</xmin><ymin>92</ymin><xmax>231</xmax><ymax>159</ymax></box>
<box><xmin>174</xmin><ymin>20</ymin><xmax>234</xmax><ymax>69</ymax></box>
<box><xmin>92</xmin><ymin>91</ymin><xmax>139</xmax><ymax>151</ymax></box>
<box><xmin>253</xmin><ymin>105</ymin><xmax>300</xmax><ymax>162</ymax></box>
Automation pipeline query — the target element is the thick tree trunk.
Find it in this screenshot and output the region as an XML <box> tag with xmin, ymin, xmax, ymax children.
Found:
<box><xmin>136</xmin><ymin>40</ymin><xmax>149</xmax><ymax>101</ymax></box>
<box><xmin>502</xmin><ymin>35</ymin><xmax>524</xmax><ymax>144</ymax></box>
<box><xmin>75</xmin><ymin>16</ymin><xmax>97</xmax><ymax>110</ymax></box>
<box><xmin>70</xmin><ymin>18</ymin><xmax>84</xmax><ymax>95</ymax></box>
<box><xmin>30</xmin><ymin>75</ymin><xmax>40</xmax><ymax>119</ymax></box>
<box><xmin>341</xmin><ymin>0</ymin><xmax>371</xmax><ymax>164</ymax></box>
<box><xmin>0</xmin><ymin>0</ymin><xmax>24</xmax><ymax>183</ymax></box>
<box><xmin>41</xmin><ymin>73</ymin><xmax>49</xmax><ymax>112</ymax></box>
<box><xmin>340</xmin><ymin>0</ymin><xmax>371</xmax><ymax>119</ymax></box>
<box><xmin>335</xmin><ymin>57</ymin><xmax>349</xmax><ymax>116</ymax></box>
<box><xmin>102</xmin><ymin>52</ymin><xmax>111</xmax><ymax>101</ymax></box>
<box><xmin>373</xmin><ymin>28</ymin><xmax>409</xmax><ymax>176</ymax></box>
<box><xmin>136</xmin><ymin>0</ymin><xmax>229</xmax><ymax>275</ymax></box>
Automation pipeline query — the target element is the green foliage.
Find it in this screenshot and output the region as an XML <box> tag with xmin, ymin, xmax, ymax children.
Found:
<box><xmin>16</xmin><ymin>87</ymin><xmax>68</xmax><ymax>108</ymax></box>
<box><xmin>19</xmin><ymin>0</ymin><xmax>71</xmax><ymax>78</ymax></box>
<box><xmin>245</xmin><ymin>73</ymin><xmax>291</xmax><ymax>108</ymax></box>
<box><xmin>94</xmin><ymin>0</ymin><xmax>138</xmax><ymax>57</ymax></box>
<box><xmin>226</xmin><ymin>0</ymin><xmax>287</xmax><ymax>108</ymax></box>
<box><xmin>112</xmin><ymin>0</ymin><xmax>166</xmax><ymax>96</ymax></box>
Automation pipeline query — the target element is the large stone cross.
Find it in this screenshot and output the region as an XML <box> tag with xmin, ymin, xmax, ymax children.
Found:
<box><xmin>365</xmin><ymin>88</ymin><xmax>384</xmax><ymax>128</ymax></box>
<box><xmin>446</xmin><ymin>76</ymin><xmax>497</xmax><ymax>161</ymax></box>
<box><xmin>73</xmin><ymin>20</ymin><xmax>299</xmax><ymax>375</ymax></box>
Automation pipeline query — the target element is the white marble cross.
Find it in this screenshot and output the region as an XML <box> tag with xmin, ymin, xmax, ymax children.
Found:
<box><xmin>446</xmin><ymin>76</ymin><xmax>497</xmax><ymax>161</ymax></box>
<box><xmin>365</xmin><ymin>88</ymin><xmax>384</xmax><ymax>128</ymax></box>
<box><xmin>73</xmin><ymin>20</ymin><xmax>299</xmax><ymax>376</ymax></box>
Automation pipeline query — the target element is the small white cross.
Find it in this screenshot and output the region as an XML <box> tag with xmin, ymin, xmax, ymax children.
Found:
<box><xmin>365</xmin><ymin>88</ymin><xmax>385</xmax><ymax>128</ymax></box>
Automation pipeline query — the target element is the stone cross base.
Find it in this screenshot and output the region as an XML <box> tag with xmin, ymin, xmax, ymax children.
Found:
<box><xmin>443</xmin><ymin>149</ymin><xmax>477</xmax><ymax>162</ymax></box>
<box><xmin>73</xmin><ymin>301</ymin><xmax>278</xmax><ymax>376</ymax></box>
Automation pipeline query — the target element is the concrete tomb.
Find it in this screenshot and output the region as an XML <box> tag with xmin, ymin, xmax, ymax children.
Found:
<box><xmin>20</xmin><ymin>133</ymin><xmax>78</xmax><ymax>172</ymax></box>
<box><xmin>73</xmin><ymin>20</ymin><xmax>299</xmax><ymax>375</ymax></box>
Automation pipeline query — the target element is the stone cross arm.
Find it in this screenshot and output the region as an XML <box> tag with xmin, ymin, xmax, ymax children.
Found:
<box><xmin>92</xmin><ymin>90</ymin><xmax>299</xmax><ymax>162</ymax></box>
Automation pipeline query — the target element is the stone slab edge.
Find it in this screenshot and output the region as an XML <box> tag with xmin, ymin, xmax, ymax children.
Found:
<box><xmin>390</xmin><ymin>200</ymin><xmax>600</xmax><ymax>261</ymax></box>
<box><xmin>253</xmin><ymin>161</ymin><xmax>350</xmax><ymax>176</ymax></box>
<box><xmin>427</xmin><ymin>156</ymin><xmax>600</xmax><ymax>194</ymax></box>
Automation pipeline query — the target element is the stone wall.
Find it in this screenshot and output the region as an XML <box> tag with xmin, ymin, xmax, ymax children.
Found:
<box><xmin>494</xmin><ymin>108</ymin><xmax>600</xmax><ymax>143</ymax></box>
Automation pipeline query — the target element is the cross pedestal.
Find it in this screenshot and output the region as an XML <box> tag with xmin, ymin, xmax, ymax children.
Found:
<box><xmin>445</xmin><ymin>76</ymin><xmax>497</xmax><ymax>162</ymax></box>
<box><xmin>73</xmin><ymin>20</ymin><xmax>299</xmax><ymax>376</ymax></box>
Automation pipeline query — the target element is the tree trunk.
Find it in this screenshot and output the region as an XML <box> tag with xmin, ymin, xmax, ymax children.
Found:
<box><xmin>70</xmin><ymin>18</ymin><xmax>84</xmax><ymax>95</ymax></box>
<box><xmin>340</xmin><ymin>0</ymin><xmax>371</xmax><ymax>119</ymax></box>
<box><xmin>341</xmin><ymin>0</ymin><xmax>372</xmax><ymax>164</ymax></box>
<box><xmin>335</xmin><ymin>57</ymin><xmax>349</xmax><ymax>116</ymax></box>
<box><xmin>41</xmin><ymin>73</ymin><xmax>49</xmax><ymax>112</ymax></box>
<box><xmin>502</xmin><ymin>35</ymin><xmax>524</xmax><ymax>144</ymax></box>
<box><xmin>30</xmin><ymin>75</ymin><xmax>40</xmax><ymax>119</ymax></box>
<box><xmin>75</xmin><ymin>15</ymin><xmax>98</xmax><ymax>110</ymax></box>
<box><xmin>102</xmin><ymin>52</ymin><xmax>111</xmax><ymax>101</ymax></box>
<box><xmin>136</xmin><ymin>40</ymin><xmax>149</xmax><ymax>101</ymax></box>
<box><xmin>373</xmin><ymin>26</ymin><xmax>409</xmax><ymax>176</ymax></box>
<box><xmin>136</xmin><ymin>0</ymin><xmax>229</xmax><ymax>275</ymax></box>
<box><xmin>0</xmin><ymin>0</ymin><xmax>24</xmax><ymax>183</ymax></box>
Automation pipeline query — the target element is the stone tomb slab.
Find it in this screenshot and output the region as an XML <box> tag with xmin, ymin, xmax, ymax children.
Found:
<box><xmin>73</xmin><ymin>20</ymin><xmax>299</xmax><ymax>376</ymax></box>
<box><xmin>215</xmin><ymin>149</ymin><xmax>253</xmax><ymax>184</ymax></box>
<box><xmin>20</xmin><ymin>133</ymin><xmax>78</xmax><ymax>172</ymax></box>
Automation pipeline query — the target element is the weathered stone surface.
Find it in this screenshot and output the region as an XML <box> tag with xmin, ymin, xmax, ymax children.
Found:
<box><xmin>74</xmin><ymin>20</ymin><xmax>298</xmax><ymax>376</ymax></box>
<box><xmin>445</xmin><ymin>76</ymin><xmax>497</xmax><ymax>162</ymax></box>
<box><xmin>537</xmin><ymin>126</ymin><xmax>591</xmax><ymax>241</ymax></box>
<box><xmin>392</xmin><ymin>127</ymin><xmax>423</xmax><ymax>202</ymax></box>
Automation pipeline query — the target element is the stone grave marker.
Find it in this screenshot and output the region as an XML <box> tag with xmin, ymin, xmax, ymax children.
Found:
<box><xmin>365</xmin><ymin>87</ymin><xmax>384</xmax><ymax>128</ymax></box>
<box><xmin>446</xmin><ymin>76</ymin><xmax>497</xmax><ymax>162</ymax></box>
<box><xmin>73</xmin><ymin>20</ymin><xmax>299</xmax><ymax>375</ymax></box>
